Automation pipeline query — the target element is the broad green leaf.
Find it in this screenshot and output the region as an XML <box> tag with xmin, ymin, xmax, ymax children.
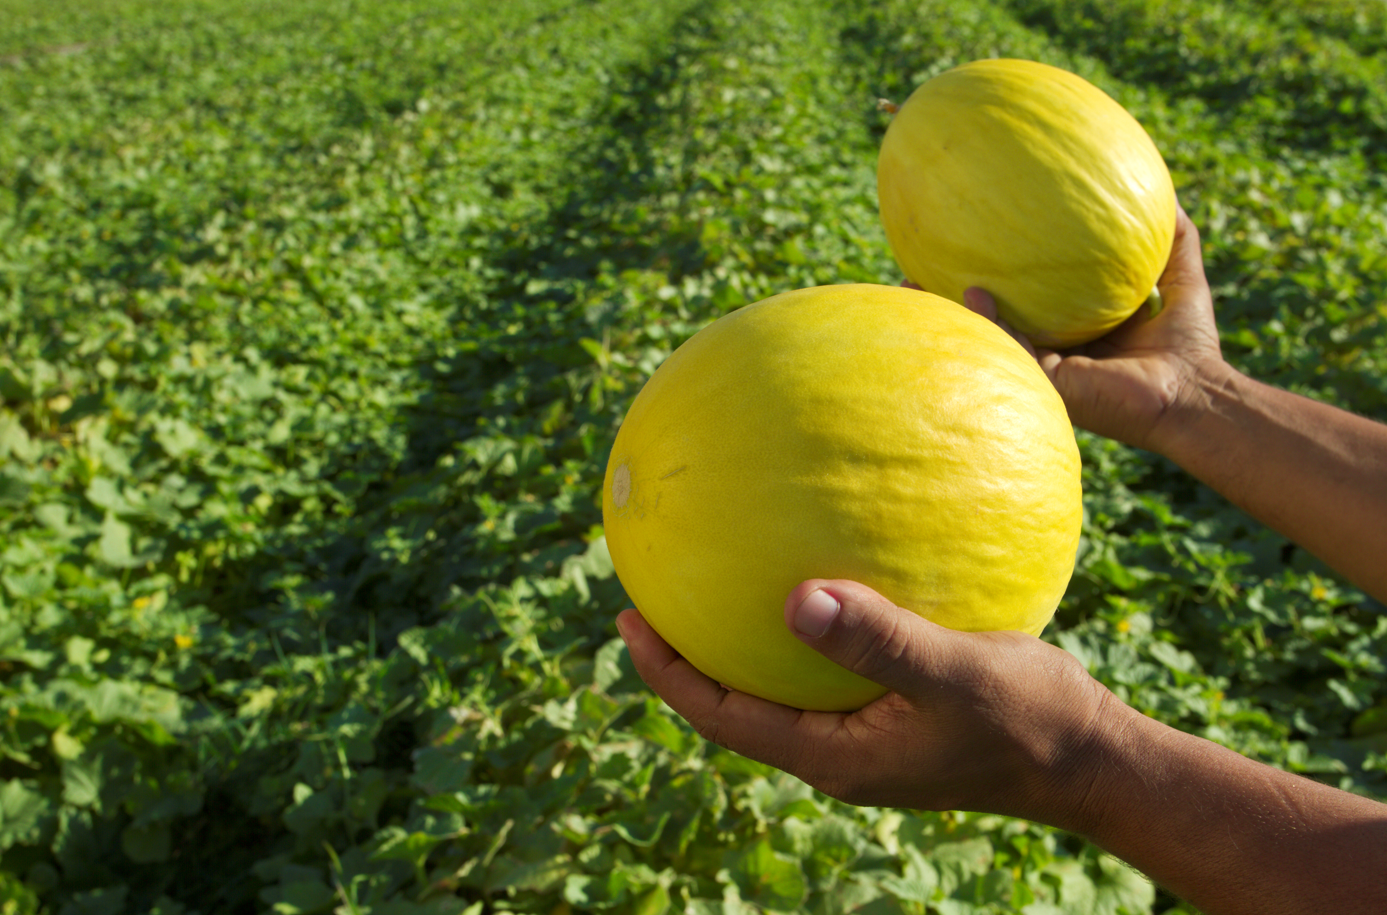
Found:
<box><xmin>0</xmin><ymin>871</ymin><xmax>41</xmax><ymax>915</ymax></box>
<box><xmin>371</xmin><ymin>826</ymin><xmax>446</xmax><ymax>869</ymax></box>
<box><xmin>592</xmin><ymin>637</ymin><xmax>629</xmax><ymax>692</ymax></box>
<box><xmin>928</xmin><ymin>838</ymin><xmax>994</xmax><ymax>898</ymax></box>
<box><xmin>152</xmin><ymin>416</ymin><xmax>202</xmax><ymax>459</ymax></box>
<box><xmin>1148</xmin><ymin>641</ymin><xmax>1197</xmax><ymax>676</ymax></box>
<box><xmin>0</xmin><ymin>780</ymin><xmax>56</xmax><ymax>850</ymax></box>
<box><xmin>84</xmin><ymin>477</ymin><xmax>128</xmax><ymax>514</ymax></box>
<box><xmin>61</xmin><ymin>755</ymin><xmax>104</xmax><ymax>809</ymax></box>
<box><xmin>1093</xmin><ymin>855</ymin><xmax>1156</xmax><ymax>915</ymax></box>
<box><xmin>282</xmin><ymin>784</ymin><xmax>336</xmax><ymax>837</ymax></box>
<box><xmin>0</xmin><ymin>472</ymin><xmax>30</xmax><ymax>506</ymax></box>
<box><xmin>410</xmin><ymin>745</ymin><xmax>475</xmax><ymax>795</ymax></box>
<box><xmin>87</xmin><ymin>679</ymin><xmax>182</xmax><ymax>735</ymax></box>
<box><xmin>0</xmin><ymin>413</ymin><xmax>37</xmax><ymax>460</ymax></box>
<box><xmin>725</xmin><ymin>839</ymin><xmax>807</xmax><ymax>912</ymax></box>
<box><xmin>631</xmin><ymin>704</ymin><xmax>694</xmax><ymax>755</ymax></box>
<box><xmin>97</xmin><ymin>515</ymin><xmax>138</xmax><ymax>568</ymax></box>
<box><xmin>634</xmin><ymin>884</ymin><xmax>672</xmax><ymax>915</ymax></box>
<box><xmin>1044</xmin><ymin>859</ymin><xmax>1097</xmax><ymax>915</ymax></box>
<box><xmin>484</xmin><ymin>853</ymin><xmax>573</xmax><ymax>894</ymax></box>
<box><xmin>121</xmin><ymin>821</ymin><xmax>172</xmax><ymax>863</ymax></box>
<box><xmin>56</xmin><ymin>885</ymin><xmax>127</xmax><ymax>915</ymax></box>
<box><xmin>267</xmin><ymin>879</ymin><xmax>335</xmax><ymax>915</ymax></box>
<box><xmin>610</xmin><ymin>810</ymin><xmax>670</xmax><ymax>848</ymax></box>
<box><xmin>2</xmin><ymin>567</ymin><xmax>54</xmax><ymax>600</ymax></box>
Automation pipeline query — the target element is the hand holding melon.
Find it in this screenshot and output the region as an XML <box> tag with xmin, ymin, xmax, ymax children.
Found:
<box><xmin>602</xmin><ymin>284</ymin><xmax>1082</xmax><ymax>711</ymax></box>
<box><xmin>878</xmin><ymin>58</ymin><xmax>1177</xmax><ymax>349</ymax></box>
<box><xmin>616</xmin><ymin>577</ymin><xmax>1115</xmax><ymax>822</ymax></box>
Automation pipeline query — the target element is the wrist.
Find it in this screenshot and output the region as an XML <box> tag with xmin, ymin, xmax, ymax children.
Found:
<box><xmin>1143</xmin><ymin>357</ymin><xmax>1242</xmax><ymax>462</ymax></box>
<box><xmin>1024</xmin><ymin>686</ymin><xmax>1152</xmax><ymax>837</ymax></box>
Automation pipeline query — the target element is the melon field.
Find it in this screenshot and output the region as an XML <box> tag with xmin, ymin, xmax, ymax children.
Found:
<box><xmin>3</xmin><ymin>0</ymin><xmax>1387</xmax><ymax>912</ymax></box>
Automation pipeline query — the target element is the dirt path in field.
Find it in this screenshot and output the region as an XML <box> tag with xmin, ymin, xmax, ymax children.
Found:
<box><xmin>0</xmin><ymin>42</ymin><xmax>93</xmax><ymax>67</ymax></box>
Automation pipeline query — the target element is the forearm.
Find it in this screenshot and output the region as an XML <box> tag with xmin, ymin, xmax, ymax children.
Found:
<box><xmin>1054</xmin><ymin>707</ymin><xmax>1387</xmax><ymax>915</ymax></box>
<box><xmin>1150</xmin><ymin>363</ymin><xmax>1387</xmax><ymax>603</ymax></box>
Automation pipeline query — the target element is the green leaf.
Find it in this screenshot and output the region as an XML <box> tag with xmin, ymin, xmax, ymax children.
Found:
<box><xmin>371</xmin><ymin>826</ymin><xmax>446</xmax><ymax>870</ymax></box>
<box><xmin>0</xmin><ymin>780</ymin><xmax>56</xmax><ymax>850</ymax></box>
<box><xmin>1044</xmin><ymin>859</ymin><xmax>1097</xmax><ymax>915</ymax></box>
<box><xmin>61</xmin><ymin>755</ymin><xmax>104</xmax><ymax>809</ymax></box>
<box><xmin>152</xmin><ymin>416</ymin><xmax>202</xmax><ymax>459</ymax></box>
<box><xmin>610</xmin><ymin>810</ymin><xmax>670</xmax><ymax>848</ymax></box>
<box><xmin>725</xmin><ymin>839</ymin><xmax>807</xmax><ymax>912</ymax></box>
<box><xmin>57</xmin><ymin>886</ymin><xmax>127</xmax><ymax>915</ymax></box>
<box><xmin>0</xmin><ymin>472</ymin><xmax>30</xmax><ymax>506</ymax></box>
<box><xmin>267</xmin><ymin>880</ymin><xmax>335</xmax><ymax>915</ymax></box>
<box><xmin>121</xmin><ymin>821</ymin><xmax>172</xmax><ymax>863</ymax></box>
<box><xmin>282</xmin><ymin>784</ymin><xmax>337</xmax><ymax>837</ymax></box>
<box><xmin>0</xmin><ymin>371</ymin><xmax>32</xmax><ymax>404</ymax></box>
<box><xmin>2</xmin><ymin>567</ymin><xmax>55</xmax><ymax>600</ymax></box>
<box><xmin>634</xmin><ymin>884</ymin><xmax>672</xmax><ymax>915</ymax></box>
<box><xmin>0</xmin><ymin>871</ymin><xmax>41</xmax><ymax>915</ymax></box>
<box><xmin>1148</xmin><ymin>641</ymin><xmax>1197</xmax><ymax>675</ymax></box>
<box><xmin>411</xmin><ymin>745</ymin><xmax>475</xmax><ymax>795</ymax></box>
<box><xmin>1093</xmin><ymin>854</ymin><xmax>1155</xmax><ymax>915</ymax></box>
<box><xmin>928</xmin><ymin>838</ymin><xmax>993</xmax><ymax>898</ymax></box>
<box><xmin>484</xmin><ymin>854</ymin><xmax>573</xmax><ymax>894</ymax></box>
<box><xmin>84</xmin><ymin>477</ymin><xmax>128</xmax><ymax>514</ymax></box>
<box><xmin>97</xmin><ymin>514</ymin><xmax>139</xmax><ymax>568</ymax></box>
<box><xmin>880</xmin><ymin>844</ymin><xmax>938</xmax><ymax>903</ymax></box>
<box><xmin>592</xmin><ymin>637</ymin><xmax>629</xmax><ymax>693</ymax></box>
<box><xmin>87</xmin><ymin>679</ymin><xmax>183</xmax><ymax>736</ymax></box>
<box><xmin>631</xmin><ymin>704</ymin><xmax>694</xmax><ymax>755</ymax></box>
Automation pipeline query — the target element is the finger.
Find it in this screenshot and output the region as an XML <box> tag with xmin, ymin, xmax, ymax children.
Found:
<box><xmin>962</xmin><ymin>286</ymin><xmax>999</xmax><ymax>321</ymax></box>
<box><xmin>616</xmin><ymin>608</ymin><xmax>842</xmax><ymax>766</ymax></box>
<box><xmin>962</xmin><ymin>287</ymin><xmax>1039</xmax><ymax>358</ymax></box>
<box><xmin>995</xmin><ymin>317</ymin><xmax>1038</xmax><ymax>359</ymax></box>
<box><xmin>784</xmin><ymin>579</ymin><xmax>955</xmax><ymax>697</ymax></box>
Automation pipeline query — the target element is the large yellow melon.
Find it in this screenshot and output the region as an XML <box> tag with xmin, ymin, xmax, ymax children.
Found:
<box><xmin>602</xmin><ymin>284</ymin><xmax>1082</xmax><ymax>711</ymax></box>
<box><xmin>877</xmin><ymin>58</ymin><xmax>1176</xmax><ymax>349</ymax></box>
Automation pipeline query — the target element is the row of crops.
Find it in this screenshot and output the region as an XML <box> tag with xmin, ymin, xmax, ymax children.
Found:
<box><xmin>2</xmin><ymin>0</ymin><xmax>1386</xmax><ymax>912</ymax></box>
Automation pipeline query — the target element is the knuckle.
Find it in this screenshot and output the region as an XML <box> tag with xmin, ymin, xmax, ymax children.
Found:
<box><xmin>843</xmin><ymin>611</ymin><xmax>915</xmax><ymax>681</ymax></box>
<box><xmin>690</xmin><ymin>688</ymin><xmax>733</xmax><ymax>749</ymax></box>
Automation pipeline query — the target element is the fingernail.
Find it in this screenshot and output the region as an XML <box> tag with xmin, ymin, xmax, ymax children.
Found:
<box><xmin>794</xmin><ymin>590</ymin><xmax>840</xmax><ymax>638</ymax></box>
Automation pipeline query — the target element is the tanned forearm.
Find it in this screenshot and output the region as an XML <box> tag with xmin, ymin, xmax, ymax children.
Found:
<box><xmin>1053</xmin><ymin>703</ymin><xmax>1387</xmax><ymax>915</ymax></box>
<box><xmin>1150</xmin><ymin>362</ymin><xmax>1387</xmax><ymax>604</ymax></box>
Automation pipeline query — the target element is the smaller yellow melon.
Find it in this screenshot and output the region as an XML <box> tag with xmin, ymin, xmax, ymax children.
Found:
<box><xmin>878</xmin><ymin>58</ymin><xmax>1176</xmax><ymax>348</ymax></box>
<box><xmin>602</xmin><ymin>284</ymin><xmax>1082</xmax><ymax>711</ymax></box>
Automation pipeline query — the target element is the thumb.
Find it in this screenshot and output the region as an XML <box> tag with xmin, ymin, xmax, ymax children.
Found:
<box><xmin>783</xmin><ymin>579</ymin><xmax>948</xmax><ymax>697</ymax></box>
<box><xmin>1156</xmin><ymin>205</ymin><xmax>1205</xmax><ymax>298</ymax></box>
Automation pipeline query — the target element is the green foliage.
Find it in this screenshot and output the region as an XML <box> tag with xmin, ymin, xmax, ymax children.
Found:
<box><xmin>1</xmin><ymin>0</ymin><xmax>1385</xmax><ymax>912</ymax></box>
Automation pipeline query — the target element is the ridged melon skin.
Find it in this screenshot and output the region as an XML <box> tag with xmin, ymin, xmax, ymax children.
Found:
<box><xmin>602</xmin><ymin>284</ymin><xmax>1082</xmax><ymax>712</ymax></box>
<box><xmin>878</xmin><ymin>58</ymin><xmax>1176</xmax><ymax>349</ymax></box>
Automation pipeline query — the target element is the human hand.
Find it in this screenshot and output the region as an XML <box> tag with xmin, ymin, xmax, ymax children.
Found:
<box><xmin>926</xmin><ymin>206</ymin><xmax>1229</xmax><ymax>455</ymax></box>
<box><xmin>616</xmin><ymin>579</ymin><xmax>1129</xmax><ymax>828</ymax></box>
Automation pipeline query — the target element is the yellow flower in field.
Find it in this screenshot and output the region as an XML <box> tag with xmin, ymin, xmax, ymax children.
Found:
<box><xmin>174</xmin><ymin>634</ymin><xmax>195</xmax><ymax>650</ymax></box>
<box><xmin>1311</xmin><ymin>584</ymin><xmax>1329</xmax><ymax>601</ymax></box>
<box><xmin>132</xmin><ymin>596</ymin><xmax>152</xmax><ymax>611</ymax></box>
<box><xmin>1116</xmin><ymin>618</ymin><xmax>1131</xmax><ymax>634</ymax></box>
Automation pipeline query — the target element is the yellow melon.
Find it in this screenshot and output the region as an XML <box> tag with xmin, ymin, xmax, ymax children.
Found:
<box><xmin>602</xmin><ymin>284</ymin><xmax>1082</xmax><ymax>711</ymax></box>
<box><xmin>877</xmin><ymin>58</ymin><xmax>1176</xmax><ymax>348</ymax></box>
